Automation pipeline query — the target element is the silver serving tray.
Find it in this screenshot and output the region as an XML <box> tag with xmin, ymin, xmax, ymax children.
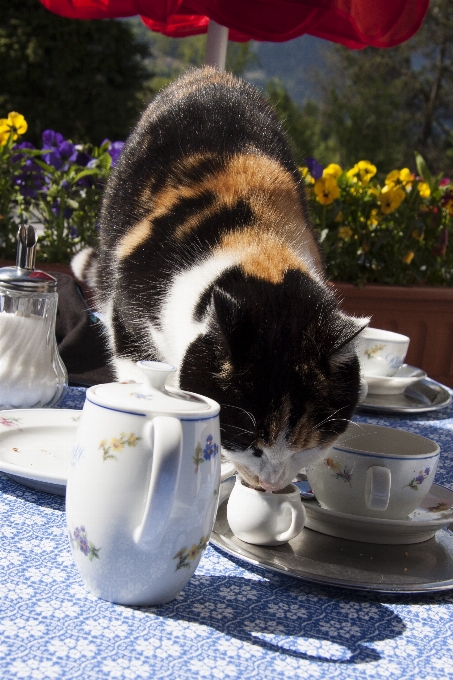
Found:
<box><xmin>211</xmin><ymin>477</ymin><xmax>453</xmax><ymax>593</ymax></box>
<box><xmin>357</xmin><ymin>378</ymin><xmax>452</xmax><ymax>414</ymax></box>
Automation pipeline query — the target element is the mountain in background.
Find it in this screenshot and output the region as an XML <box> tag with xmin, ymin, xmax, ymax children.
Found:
<box><xmin>245</xmin><ymin>35</ymin><xmax>334</xmax><ymax>104</ymax></box>
<box><xmin>124</xmin><ymin>17</ymin><xmax>333</xmax><ymax>104</ymax></box>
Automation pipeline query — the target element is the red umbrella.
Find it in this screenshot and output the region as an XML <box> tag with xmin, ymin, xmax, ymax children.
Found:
<box><xmin>40</xmin><ymin>0</ymin><xmax>429</xmax><ymax>68</ymax></box>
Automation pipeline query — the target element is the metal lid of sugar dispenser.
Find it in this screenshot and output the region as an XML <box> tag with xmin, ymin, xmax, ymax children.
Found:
<box><xmin>88</xmin><ymin>361</ymin><xmax>220</xmax><ymax>417</ymax></box>
<box><xmin>0</xmin><ymin>225</ymin><xmax>57</xmax><ymax>292</ymax></box>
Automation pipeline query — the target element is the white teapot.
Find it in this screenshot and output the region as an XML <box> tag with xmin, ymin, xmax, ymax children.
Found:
<box><xmin>66</xmin><ymin>361</ymin><xmax>221</xmax><ymax>606</ymax></box>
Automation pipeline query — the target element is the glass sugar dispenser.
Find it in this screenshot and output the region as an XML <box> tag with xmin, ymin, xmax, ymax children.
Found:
<box><xmin>0</xmin><ymin>225</ymin><xmax>68</xmax><ymax>409</ymax></box>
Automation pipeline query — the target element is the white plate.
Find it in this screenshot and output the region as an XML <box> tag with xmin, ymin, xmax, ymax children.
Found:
<box><xmin>364</xmin><ymin>364</ymin><xmax>427</xmax><ymax>395</ymax></box>
<box><xmin>302</xmin><ymin>483</ymin><xmax>453</xmax><ymax>544</ymax></box>
<box><xmin>0</xmin><ymin>409</ymin><xmax>81</xmax><ymax>496</ymax></box>
<box><xmin>0</xmin><ymin>408</ymin><xmax>235</xmax><ymax>496</ymax></box>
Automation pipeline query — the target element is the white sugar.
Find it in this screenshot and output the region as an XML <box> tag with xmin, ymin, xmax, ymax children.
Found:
<box><xmin>0</xmin><ymin>312</ymin><xmax>57</xmax><ymax>408</ymax></box>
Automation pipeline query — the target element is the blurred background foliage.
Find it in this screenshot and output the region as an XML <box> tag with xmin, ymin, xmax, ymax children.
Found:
<box><xmin>0</xmin><ymin>0</ymin><xmax>452</xmax><ymax>176</ymax></box>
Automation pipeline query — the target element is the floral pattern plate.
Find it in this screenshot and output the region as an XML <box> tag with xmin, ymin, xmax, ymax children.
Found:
<box><xmin>302</xmin><ymin>483</ymin><xmax>453</xmax><ymax>544</ymax></box>
<box><xmin>0</xmin><ymin>409</ymin><xmax>81</xmax><ymax>496</ymax></box>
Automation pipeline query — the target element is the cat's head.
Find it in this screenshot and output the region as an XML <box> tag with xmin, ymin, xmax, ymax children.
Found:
<box><xmin>180</xmin><ymin>268</ymin><xmax>368</xmax><ymax>491</ymax></box>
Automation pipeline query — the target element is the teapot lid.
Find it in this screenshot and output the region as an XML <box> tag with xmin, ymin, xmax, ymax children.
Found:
<box><xmin>87</xmin><ymin>361</ymin><xmax>219</xmax><ymax>417</ymax></box>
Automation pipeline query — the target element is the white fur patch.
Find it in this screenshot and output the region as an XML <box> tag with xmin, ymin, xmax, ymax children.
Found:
<box><xmin>71</xmin><ymin>247</ymin><xmax>97</xmax><ymax>288</ymax></box>
<box><xmin>149</xmin><ymin>252</ymin><xmax>237</xmax><ymax>384</ymax></box>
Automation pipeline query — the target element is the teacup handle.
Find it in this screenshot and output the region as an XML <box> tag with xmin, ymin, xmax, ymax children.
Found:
<box><xmin>133</xmin><ymin>416</ymin><xmax>182</xmax><ymax>548</ymax></box>
<box><xmin>365</xmin><ymin>466</ymin><xmax>391</xmax><ymax>511</ymax></box>
<box><xmin>275</xmin><ymin>502</ymin><xmax>306</xmax><ymax>543</ymax></box>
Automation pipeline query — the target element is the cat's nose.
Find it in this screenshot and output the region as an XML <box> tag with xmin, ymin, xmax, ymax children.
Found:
<box><xmin>259</xmin><ymin>479</ymin><xmax>285</xmax><ymax>492</ymax></box>
<box><xmin>259</xmin><ymin>470</ymin><xmax>287</xmax><ymax>492</ymax></box>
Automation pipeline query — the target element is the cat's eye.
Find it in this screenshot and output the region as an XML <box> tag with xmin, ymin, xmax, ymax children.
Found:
<box><xmin>252</xmin><ymin>447</ymin><xmax>263</xmax><ymax>458</ymax></box>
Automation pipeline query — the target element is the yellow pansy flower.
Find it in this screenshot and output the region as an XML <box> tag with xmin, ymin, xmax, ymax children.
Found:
<box><xmin>334</xmin><ymin>211</ymin><xmax>343</xmax><ymax>222</ymax></box>
<box><xmin>402</xmin><ymin>251</ymin><xmax>415</xmax><ymax>264</ymax></box>
<box><xmin>368</xmin><ymin>209</ymin><xmax>379</xmax><ymax>227</ymax></box>
<box><xmin>379</xmin><ymin>185</ymin><xmax>405</xmax><ymax>214</ymax></box>
<box><xmin>399</xmin><ymin>168</ymin><xmax>414</xmax><ymax>184</ymax></box>
<box><xmin>385</xmin><ymin>169</ymin><xmax>400</xmax><ymax>184</ymax></box>
<box><xmin>0</xmin><ymin>112</ymin><xmax>27</xmax><ymax>145</ymax></box>
<box><xmin>314</xmin><ymin>175</ymin><xmax>340</xmax><ymax>205</ymax></box>
<box><xmin>412</xmin><ymin>229</ymin><xmax>424</xmax><ymax>241</ymax></box>
<box><xmin>347</xmin><ymin>160</ymin><xmax>377</xmax><ymax>184</ymax></box>
<box><xmin>323</xmin><ymin>163</ymin><xmax>342</xmax><ymax>179</ymax></box>
<box><xmin>0</xmin><ymin>120</ymin><xmax>11</xmax><ymax>146</ymax></box>
<box><xmin>418</xmin><ymin>182</ymin><xmax>431</xmax><ymax>198</ymax></box>
<box><xmin>338</xmin><ymin>226</ymin><xmax>353</xmax><ymax>239</ymax></box>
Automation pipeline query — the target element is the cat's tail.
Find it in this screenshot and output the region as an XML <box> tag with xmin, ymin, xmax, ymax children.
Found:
<box><xmin>71</xmin><ymin>247</ymin><xmax>98</xmax><ymax>290</ymax></box>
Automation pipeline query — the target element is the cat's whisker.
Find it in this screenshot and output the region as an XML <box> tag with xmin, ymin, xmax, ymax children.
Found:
<box><xmin>220</xmin><ymin>403</ymin><xmax>257</xmax><ymax>428</ymax></box>
<box><xmin>310</xmin><ymin>407</ymin><xmax>349</xmax><ymax>433</ymax></box>
<box><xmin>222</xmin><ymin>423</ymin><xmax>255</xmax><ymax>436</ymax></box>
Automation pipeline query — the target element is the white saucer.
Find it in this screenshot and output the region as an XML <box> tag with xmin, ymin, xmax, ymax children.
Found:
<box><xmin>364</xmin><ymin>364</ymin><xmax>427</xmax><ymax>395</ymax></box>
<box><xmin>0</xmin><ymin>409</ymin><xmax>81</xmax><ymax>496</ymax></box>
<box><xmin>0</xmin><ymin>408</ymin><xmax>235</xmax><ymax>496</ymax></box>
<box><xmin>302</xmin><ymin>483</ymin><xmax>453</xmax><ymax>544</ymax></box>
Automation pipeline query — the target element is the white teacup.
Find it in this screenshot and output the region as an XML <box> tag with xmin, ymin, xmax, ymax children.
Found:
<box><xmin>66</xmin><ymin>361</ymin><xmax>221</xmax><ymax>606</ymax></box>
<box><xmin>358</xmin><ymin>327</ymin><xmax>409</xmax><ymax>376</ymax></box>
<box><xmin>306</xmin><ymin>424</ymin><xmax>440</xmax><ymax>519</ymax></box>
<box><xmin>227</xmin><ymin>477</ymin><xmax>306</xmax><ymax>545</ymax></box>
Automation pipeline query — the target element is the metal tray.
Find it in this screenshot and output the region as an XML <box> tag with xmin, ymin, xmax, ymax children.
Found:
<box><xmin>357</xmin><ymin>378</ymin><xmax>452</xmax><ymax>414</ymax></box>
<box><xmin>211</xmin><ymin>477</ymin><xmax>453</xmax><ymax>593</ymax></box>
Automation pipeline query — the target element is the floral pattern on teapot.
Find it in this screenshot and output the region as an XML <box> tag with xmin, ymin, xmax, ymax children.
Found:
<box><xmin>70</xmin><ymin>526</ymin><xmax>100</xmax><ymax>561</ymax></box>
<box><xmin>99</xmin><ymin>433</ymin><xmax>141</xmax><ymax>462</ymax></box>
<box><xmin>173</xmin><ymin>535</ymin><xmax>209</xmax><ymax>571</ymax></box>
<box><xmin>193</xmin><ymin>434</ymin><xmax>220</xmax><ymax>473</ymax></box>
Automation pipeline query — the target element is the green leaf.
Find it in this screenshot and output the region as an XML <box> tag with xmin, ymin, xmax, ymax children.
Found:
<box><xmin>73</xmin><ymin>168</ymin><xmax>99</xmax><ymax>183</ymax></box>
<box><xmin>414</xmin><ymin>152</ymin><xmax>433</xmax><ymax>187</ymax></box>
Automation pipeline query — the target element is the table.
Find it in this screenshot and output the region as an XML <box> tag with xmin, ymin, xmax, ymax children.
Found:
<box><xmin>1</xmin><ymin>387</ymin><xmax>453</xmax><ymax>679</ymax></box>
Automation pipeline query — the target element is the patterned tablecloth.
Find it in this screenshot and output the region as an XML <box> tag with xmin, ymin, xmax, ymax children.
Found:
<box><xmin>1</xmin><ymin>386</ymin><xmax>453</xmax><ymax>679</ymax></box>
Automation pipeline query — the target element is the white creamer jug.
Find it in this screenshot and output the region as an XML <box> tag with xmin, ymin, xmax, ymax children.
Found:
<box><xmin>66</xmin><ymin>361</ymin><xmax>221</xmax><ymax>606</ymax></box>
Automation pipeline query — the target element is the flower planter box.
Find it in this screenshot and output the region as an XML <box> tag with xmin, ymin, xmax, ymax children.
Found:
<box><xmin>332</xmin><ymin>283</ymin><xmax>453</xmax><ymax>389</ymax></box>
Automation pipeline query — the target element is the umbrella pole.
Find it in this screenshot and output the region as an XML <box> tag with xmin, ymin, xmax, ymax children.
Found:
<box><xmin>205</xmin><ymin>20</ymin><xmax>229</xmax><ymax>70</ymax></box>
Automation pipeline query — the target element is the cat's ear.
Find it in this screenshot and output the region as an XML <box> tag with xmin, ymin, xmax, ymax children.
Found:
<box><xmin>212</xmin><ymin>285</ymin><xmax>256</xmax><ymax>360</ymax></box>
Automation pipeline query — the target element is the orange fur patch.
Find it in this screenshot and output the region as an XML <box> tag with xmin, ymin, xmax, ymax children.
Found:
<box><xmin>219</xmin><ymin>228</ymin><xmax>308</xmax><ymax>284</ymax></box>
<box><xmin>116</xmin><ymin>217</ymin><xmax>152</xmax><ymax>259</ymax></box>
<box><xmin>116</xmin><ymin>150</ymin><xmax>321</xmax><ymax>271</ymax></box>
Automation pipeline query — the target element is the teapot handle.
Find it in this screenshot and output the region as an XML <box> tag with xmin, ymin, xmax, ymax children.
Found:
<box><xmin>133</xmin><ymin>415</ymin><xmax>182</xmax><ymax>548</ymax></box>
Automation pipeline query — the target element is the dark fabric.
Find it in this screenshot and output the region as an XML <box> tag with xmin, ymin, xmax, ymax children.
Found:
<box><xmin>52</xmin><ymin>273</ymin><xmax>114</xmax><ymax>386</ymax></box>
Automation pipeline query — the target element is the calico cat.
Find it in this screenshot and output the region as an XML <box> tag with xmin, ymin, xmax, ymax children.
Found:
<box><xmin>73</xmin><ymin>66</ymin><xmax>367</xmax><ymax>492</ymax></box>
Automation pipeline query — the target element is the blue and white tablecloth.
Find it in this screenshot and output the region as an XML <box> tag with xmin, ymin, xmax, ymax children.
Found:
<box><xmin>1</xmin><ymin>387</ymin><xmax>453</xmax><ymax>679</ymax></box>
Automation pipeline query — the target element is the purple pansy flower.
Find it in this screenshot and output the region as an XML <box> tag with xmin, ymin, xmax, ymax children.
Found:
<box><xmin>105</xmin><ymin>140</ymin><xmax>125</xmax><ymax>167</ymax></box>
<box><xmin>304</xmin><ymin>157</ymin><xmax>324</xmax><ymax>180</ymax></box>
<box><xmin>42</xmin><ymin>129</ymin><xmax>64</xmax><ymax>149</ymax></box>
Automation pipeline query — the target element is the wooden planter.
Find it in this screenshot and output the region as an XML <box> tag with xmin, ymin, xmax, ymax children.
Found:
<box><xmin>332</xmin><ymin>283</ymin><xmax>453</xmax><ymax>389</ymax></box>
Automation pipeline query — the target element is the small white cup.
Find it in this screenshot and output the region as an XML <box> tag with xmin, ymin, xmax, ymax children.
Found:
<box><xmin>227</xmin><ymin>477</ymin><xmax>306</xmax><ymax>545</ymax></box>
<box><xmin>306</xmin><ymin>424</ymin><xmax>440</xmax><ymax>519</ymax></box>
<box><xmin>358</xmin><ymin>327</ymin><xmax>409</xmax><ymax>376</ymax></box>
